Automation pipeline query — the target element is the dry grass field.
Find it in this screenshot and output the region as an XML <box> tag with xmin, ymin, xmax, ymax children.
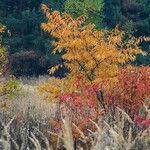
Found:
<box><xmin>0</xmin><ymin>76</ymin><xmax>149</xmax><ymax>150</ymax></box>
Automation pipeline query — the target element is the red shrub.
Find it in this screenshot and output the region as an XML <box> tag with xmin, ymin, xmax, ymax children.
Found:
<box><xmin>103</xmin><ymin>66</ymin><xmax>150</xmax><ymax>116</ymax></box>
<box><xmin>50</xmin><ymin>66</ymin><xmax>150</xmax><ymax>138</ymax></box>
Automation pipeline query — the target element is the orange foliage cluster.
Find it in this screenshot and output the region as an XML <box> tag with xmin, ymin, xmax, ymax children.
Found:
<box><xmin>41</xmin><ymin>4</ymin><xmax>146</xmax><ymax>87</ymax></box>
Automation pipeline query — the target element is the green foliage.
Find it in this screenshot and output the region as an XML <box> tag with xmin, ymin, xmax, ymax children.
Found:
<box><xmin>0</xmin><ymin>0</ymin><xmax>67</xmax><ymax>76</ymax></box>
<box><xmin>0</xmin><ymin>0</ymin><xmax>46</xmax><ymax>76</ymax></box>
<box><xmin>103</xmin><ymin>0</ymin><xmax>121</xmax><ymax>28</ymax></box>
<box><xmin>64</xmin><ymin>0</ymin><xmax>104</xmax><ymax>29</ymax></box>
<box><xmin>121</xmin><ymin>0</ymin><xmax>150</xmax><ymax>36</ymax></box>
<box><xmin>122</xmin><ymin>0</ymin><xmax>150</xmax><ymax>65</ymax></box>
<box><xmin>42</xmin><ymin>0</ymin><xmax>66</xmax><ymax>12</ymax></box>
<box><xmin>103</xmin><ymin>0</ymin><xmax>150</xmax><ymax>35</ymax></box>
<box><xmin>103</xmin><ymin>0</ymin><xmax>150</xmax><ymax>65</ymax></box>
<box><xmin>0</xmin><ymin>76</ymin><xmax>19</xmax><ymax>109</ymax></box>
<box><xmin>5</xmin><ymin>77</ymin><xmax>19</xmax><ymax>99</ymax></box>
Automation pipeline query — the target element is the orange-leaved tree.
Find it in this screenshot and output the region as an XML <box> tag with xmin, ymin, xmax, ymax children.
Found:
<box><xmin>39</xmin><ymin>5</ymin><xmax>150</xmax><ymax>140</ymax></box>
<box><xmin>40</xmin><ymin>4</ymin><xmax>146</xmax><ymax>100</ymax></box>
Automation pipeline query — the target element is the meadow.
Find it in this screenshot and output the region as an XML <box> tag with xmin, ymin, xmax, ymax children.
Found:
<box><xmin>0</xmin><ymin>76</ymin><xmax>149</xmax><ymax>149</ymax></box>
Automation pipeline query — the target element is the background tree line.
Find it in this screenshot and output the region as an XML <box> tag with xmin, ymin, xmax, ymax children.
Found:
<box><xmin>0</xmin><ymin>0</ymin><xmax>149</xmax><ymax>77</ymax></box>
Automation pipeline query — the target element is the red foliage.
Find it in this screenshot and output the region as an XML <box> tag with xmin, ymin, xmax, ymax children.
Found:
<box><xmin>103</xmin><ymin>66</ymin><xmax>150</xmax><ymax>115</ymax></box>
<box><xmin>143</xmin><ymin>118</ymin><xmax>150</xmax><ymax>127</ymax></box>
<box><xmin>50</xmin><ymin>66</ymin><xmax>150</xmax><ymax>138</ymax></box>
<box><xmin>135</xmin><ymin>115</ymin><xmax>150</xmax><ymax>128</ymax></box>
<box><xmin>49</xmin><ymin>78</ymin><xmax>104</xmax><ymax>138</ymax></box>
<box><xmin>59</xmin><ymin>82</ymin><xmax>103</xmax><ymax>138</ymax></box>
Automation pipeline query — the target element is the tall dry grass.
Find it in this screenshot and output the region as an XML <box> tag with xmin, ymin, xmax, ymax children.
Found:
<box><xmin>0</xmin><ymin>77</ymin><xmax>149</xmax><ymax>149</ymax></box>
